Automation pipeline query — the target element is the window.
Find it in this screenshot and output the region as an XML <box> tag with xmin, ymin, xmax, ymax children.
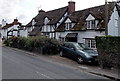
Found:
<box><xmin>65</xmin><ymin>23</ymin><xmax>72</xmax><ymax>30</ymax></box>
<box><xmin>41</xmin><ymin>26</ymin><xmax>44</xmax><ymax>32</ymax></box>
<box><xmin>50</xmin><ymin>25</ymin><xmax>54</xmax><ymax>32</ymax></box>
<box><xmin>50</xmin><ymin>26</ymin><xmax>52</xmax><ymax>32</ymax></box>
<box><xmin>46</xmin><ymin>25</ymin><xmax>48</xmax><ymax>32</ymax></box>
<box><xmin>87</xmin><ymin>21</ymin><xmax>91</xmax><ymax>29</ymax></box>
<box><xmin>91</xmin><ymin>20</ymin><xmax>95</xmax><ymax>29</ymax></box>
<box><xmin>43</xmin><ymin>33</ymin><xmax>49</xmax><ymax>37</ymax></box>
<box><xmin>85</xmin><ymin>39</ymin><xmax>96</xmax><ymax>49</ymax></box>
<box><xmin>86</xmin><ymin>20</ymin><xmax>95</xmax><ymax>29</ymax></box>
<box><xmin>50</xmin><ymin>33</ymin><xmax>54</xmax><ymax>38</ymax></box>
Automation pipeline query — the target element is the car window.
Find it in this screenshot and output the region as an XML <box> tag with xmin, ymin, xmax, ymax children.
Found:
<box><xmin>74</xmin><ymin>43</ymin><xmax>83</xmax><ymax>50</ymax></box>
<box><xmin>79</xmin><ymin>43</ymin><xmax>91</xmax><ymax>50</ymax></box>
<box><xmin>69</xmin><ymin>44</ymin><xmax>75</xmax><ymax>49</ymax></box>
<box><xmin>63</xmin><ymin>43</ymin><xmax>69</xmax><ymax>48</ymax></box>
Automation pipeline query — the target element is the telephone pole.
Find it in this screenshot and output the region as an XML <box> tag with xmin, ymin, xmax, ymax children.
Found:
<box><xmin>105</xmin><ymin>0</ymin><xmax>118</xmax><ymax>35</ymax></box>
<box><xmin>105</xmin><ymin>0</ymin><xmax>108</xmax><ymax>35</ymax></box>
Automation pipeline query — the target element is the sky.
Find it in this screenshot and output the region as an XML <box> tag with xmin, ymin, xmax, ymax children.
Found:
<box><xmin>0</xmin><ymin>0</ymin><xmax>117</xmax><ymax>25</ymax></box>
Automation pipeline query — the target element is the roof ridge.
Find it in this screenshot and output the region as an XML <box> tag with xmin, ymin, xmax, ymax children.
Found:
<box><xmin>46</xmin><ymin>6</ymin><xmax>68</xmax><ymax>13</ymax></box>
<box><xmin>73</xmin><ymin>2</ymin><xmax>115</xmax><ymax>13</ymax></box>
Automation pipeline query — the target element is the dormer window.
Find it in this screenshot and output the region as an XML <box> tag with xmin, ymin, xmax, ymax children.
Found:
<box><xmin>65</xmin><ymin>23</ymin><xmax>72</xmax><ymax>30</ymax></box>
<box><xmin>65</xmin><ymin>18</ymin><xmax>73</xmax><ymax>30</ymax></box>
<box><xmin>86</xmin><ymin>20</ymin><xmax>95</xmax><ymax>29</ymax></box>
<box><xmin>86</xmin><ymin>14</ymin><xmax>96</xmax><ymax>29</ymax></box>
<box><xmin>44</xmin><ymin>17</ymin><xmax>50</xmax><ymax>25</ymax></box>
<box><xmin>32</xmin><ymin>19</ymin><xmax>36</xmax><ymax>26</ymax></box>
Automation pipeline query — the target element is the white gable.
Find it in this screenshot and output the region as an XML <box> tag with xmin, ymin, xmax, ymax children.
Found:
<box><xmin>32</xmin><ymin>19</ymin><xmax>36</xmax><ymax>26</ymax></box>
<box><xmin>108</xmin><ymin>6</ymin><xmax>120</xmax><ymax>36</ymax></box>
<box><xmin>65</xmin><ymin>18</ymin><xmax>72</xmax><ymax>23</ymax></box>
<box><xmin>86</xmin><ymin>14</ymin><xmax>95</xmax><ymax>21</ymax></box>
<box><xmin>44</xmin><ymin>17</ymin><xmax>50</xmax><ymax>25</ymax></box>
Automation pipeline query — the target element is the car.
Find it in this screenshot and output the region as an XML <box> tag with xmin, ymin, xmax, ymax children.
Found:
<box><xmin>59</xmin><ymin>42</ymin><xmax>98</xmax><ymax>64</ymax></box>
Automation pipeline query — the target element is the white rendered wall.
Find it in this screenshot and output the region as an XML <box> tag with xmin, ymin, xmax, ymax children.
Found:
<box><xmin>56</xmin><ymin>30</ymin><xmax>105</xmax><ymax>43</ymax></box>
<box><xmin>108</xmin><ymin>6</ymin><xmax>119</xmax><ymax>36</ymax></box>
<box><xmin>20</xmin><ymin>30</ymin><xmax>28</xmax><ymax>37</ymax></box>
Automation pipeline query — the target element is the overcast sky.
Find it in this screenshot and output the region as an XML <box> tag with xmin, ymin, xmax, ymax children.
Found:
<box><xmin>0</xmin><ymin>0</ymin><xmax>117</xmax><ymax>25</ymax></box>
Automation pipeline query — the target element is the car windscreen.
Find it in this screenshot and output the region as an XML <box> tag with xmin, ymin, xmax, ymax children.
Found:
<box><xmin>78</xmin><ymin>43</ymin><xmax>91</xmax><ymax>50</ymax></box>
<box><xmin>74</xmin><ymin>43</ymin><xmax>83</xmax><ymax>50</ymax></box>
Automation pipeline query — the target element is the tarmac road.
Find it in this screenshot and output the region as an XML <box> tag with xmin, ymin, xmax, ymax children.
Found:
<box><xmin>2</xmin><ymin>46</ymin><xmax>112</xmax><ymax>80</ymax></box>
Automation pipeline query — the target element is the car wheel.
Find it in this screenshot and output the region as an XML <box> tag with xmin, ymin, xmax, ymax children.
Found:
<box><xmin>77</xmin><ymin>56</ymin><xmax>84</xmax><ymax>64</ymax></box>
<box><xmin>60</xmin><ymin>51</ymin><xmax>64</xmax><ymax>57</ymax></box>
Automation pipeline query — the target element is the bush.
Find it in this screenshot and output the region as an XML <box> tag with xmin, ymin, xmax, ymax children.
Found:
<box><xmin>43</xmin><ymin>38</ymin><xmax>61</xmax><ymax>54</ymax></box>
<box><xmin>17</xmin><ymin>37</ymin><xmax>27</xmax><ymax>49</ymax></box>
<box><xmin>25</xmin><ymin>37</ymin><xmax>35</xmax><ymax>51</ymax></box>
<box><xmin>4</xmin><ymin>36</ymin><xmax>18</xmax><ymax>47</ymax></box>
<box><xmin>3</xmin><ymin>36</ymin><xmax>62</xmax><ymax>55</ymax></box>
<box><xmin>4</xmin><ymin>39</ymin><xmax>10</xmax><ymax>46</ymax></box>
<box><xmin>95</xmin><ymin>36</ymin><xmax>120</xmax><ymax>69</ymax></box>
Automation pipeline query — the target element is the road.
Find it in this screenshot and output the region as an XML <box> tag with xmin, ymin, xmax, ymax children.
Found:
<box><xmin>2</xmin><ymin>46</ymin><xmax>111</xmax><ymax>80</ymax></box>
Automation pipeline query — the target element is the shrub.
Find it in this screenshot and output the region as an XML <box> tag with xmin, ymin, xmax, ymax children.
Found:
<box><xmin>17</xmin><ymin>37</ymin><xmax>27</xmax><ymax>49</ymax></box>
<box><xmin>3</xmin><ymin>36</ymin><xmax>18</xmax><ymax>47</ymax></box>
<box><xmin>4</xmin><ymin>39</ymin><xmax>10</xmax><ymax>46</ymax></box>
<box><xmin>25</xmin><ymin>37</ymin><xmax>35</xmax><ymax>51</ymax></box>
<box><xmin>95</xmin><ymin>36</ymin><xmax>120</xmax><ymax>69</ymax></box>
<box><xmin>4</xmin><ymin>36</ymin><xmax>62</xmax><ymax>55</ymax></box>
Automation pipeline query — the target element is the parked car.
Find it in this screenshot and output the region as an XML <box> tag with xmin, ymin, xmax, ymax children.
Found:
<box><xmin>60</xmin><ymin>42</ymin><xmax>98</xmax><ymax>64</ymax></box>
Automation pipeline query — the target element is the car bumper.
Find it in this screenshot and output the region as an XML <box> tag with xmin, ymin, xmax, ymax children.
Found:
<box><xmin>84</xmin><ymin>57</ymin><xmax>98</xmax><ymax>63</ymax></box>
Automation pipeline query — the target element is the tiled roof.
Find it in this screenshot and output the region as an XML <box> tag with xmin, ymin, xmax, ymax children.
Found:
<box><xmin>26</xmin><ymin>6</ymin><xmax>68</xmax><ymax>27</ymax></box>
<box><xmin>2</xmin><ymin>23</ymin><xmax>13</xmax><ymax>29</ymax></box>
<box><xmin>57</xmin><ymin>2</ymin><xmax>116</xmax><ymax>31</ymax></box>
<box><xmin>2</xmin><ymin>22</ymin><xmax>21</xmax><ymax>29</ymax></box>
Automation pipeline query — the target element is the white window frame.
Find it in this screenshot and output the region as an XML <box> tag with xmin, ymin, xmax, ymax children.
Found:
<box><xmin>86</xmin><ymin>20</ymin><xmax>96</xmax><ymax>29</ymax></box>
<box><xmin>65</xmin><ymin>23</ymin><xmax>72</xmax><ymax>30</ymax></box>
<box><xmin>85</xmin><ymin>39</ymin><xmax>96</xmax><ymax>49</ymax></box>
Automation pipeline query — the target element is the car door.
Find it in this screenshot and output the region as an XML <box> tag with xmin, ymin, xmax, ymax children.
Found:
<box><xmin>67</xmin><ymin>43</ymin><xmax>78</xmax><ymax>59</ymax></box>
<box><xmin>61</xmin><ymin>43</ymin><xmax>70</xmax><ymax>56</ymax></box>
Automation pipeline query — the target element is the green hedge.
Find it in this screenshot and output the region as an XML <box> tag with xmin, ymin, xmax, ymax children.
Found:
<box><xmin>95</xmin><ymin>36</ymin><xmax>120</xmax><ymax>69</ymax></box>
<box><xmin>4</xmin><ymin>36</ymin><xmax>62</xmax><ymax>55</ymax></box>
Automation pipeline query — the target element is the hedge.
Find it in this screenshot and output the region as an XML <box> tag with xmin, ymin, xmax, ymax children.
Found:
<box><xmin>95</xmin><ymin>36</ymin><xmax>120</xmax><ymax>69</ymax></box>
<box><xmin>4</xmin><ymin>36</ymin><xmax>62</xmax><ymax>55</ymax></box>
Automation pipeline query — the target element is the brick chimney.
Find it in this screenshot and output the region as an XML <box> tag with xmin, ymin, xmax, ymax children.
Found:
<box><xmin>13</xmin><ymin>19</ymin><xmax>18</xmax><ymax>25</ymax></box>
<box><xmin>68</xmin><ymin>1</ymin><xmax>75</xmax><ymax>14</ymax></box>
<box><xmin>38</xmin><ymin>9</ymin><xmax>45</xmax><ymax>14</ymax></box>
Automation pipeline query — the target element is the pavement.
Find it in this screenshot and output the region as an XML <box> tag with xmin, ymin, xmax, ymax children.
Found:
<box><xmin>78</xmin><ymin>63</ymin><xmax>119</xmax><ymax>80</ymax></box>
<box><xmin>2</xmin><ymin>45</ymin><xmax>120</xmax><ymax>80</ymax></box>
<box><xmin>50</xmin><ymin>55</ymin><xmax>120</xmax><ymax>81</ymax></box>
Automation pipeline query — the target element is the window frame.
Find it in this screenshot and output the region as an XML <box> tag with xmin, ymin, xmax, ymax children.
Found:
<box><xmin>85</xmin><ymin>39</ymin><xmax>96</xmax><ymax>49</ymax></box>
<box><xmin>65</xmin><ymin>23</ymin><xmax>72</xmax><ymax>30</ymax></box>
<box><xmin>86</xmin><ymin>20</ymin><xmax>96</xmax><ymax>29</ymax></box>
